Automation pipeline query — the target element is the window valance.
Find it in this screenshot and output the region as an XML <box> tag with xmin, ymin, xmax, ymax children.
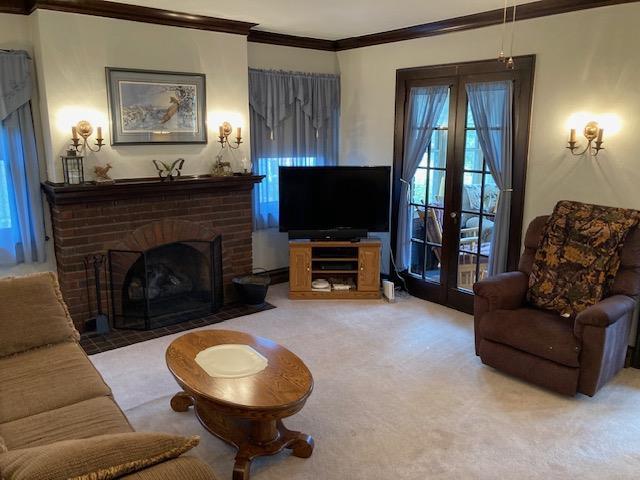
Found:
<box><xmin>248</xmin><ymin>69</ymin><xmax>340</xmax><ymax>133</ymax></box>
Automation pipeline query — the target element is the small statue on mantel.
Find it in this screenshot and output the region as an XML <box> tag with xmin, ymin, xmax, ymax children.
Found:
<box><xmin>94</xmin><ymin>163</ymin><xmax>115</xmax><ymax>184</ymax></box>
<box><xmin>211</xmin><ymin>154</ymin><xmax>233</xmax><ymax>177</ymax></box>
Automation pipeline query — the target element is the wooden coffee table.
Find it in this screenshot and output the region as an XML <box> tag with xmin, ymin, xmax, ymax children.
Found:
<box><xmin>166</xmin><ymin>330</ymin><xmax>314</xmax><ymax>480</ymax></box>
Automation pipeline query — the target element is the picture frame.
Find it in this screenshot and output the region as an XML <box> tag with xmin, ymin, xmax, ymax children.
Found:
<box><xmin>106</xmin><ymin>67</ymin><xmax>207</xmax><ymax>145</ymax></box>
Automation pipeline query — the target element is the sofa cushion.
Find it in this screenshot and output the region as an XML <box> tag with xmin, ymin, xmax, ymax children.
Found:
<box><xmin>120</xmin><ymin>457</ymin><xmax>218</xmax><ymax>480</ymax></box>
<box><xmin>0</xmin><ymin>432</ymin><xmax>199</xmax><ymax>480</ymax></box>
<box><xmin>0</xmin><ymin>342</ymin><xmax>111</xmax><ymax>423</ymax></box>
<box><xmin>479</xmin><ymin>308</ymin><xmax>581</xmax><ymax>367</ymax></box>
<box><xmin>0</xmin><ymin>272</ymin><xmax>79</xmax><ymax>357</ymax></box>
<box><xmin>0</xmin><ymin>397</ymin><xmax>132</xmax><ymax>450</ymax></box>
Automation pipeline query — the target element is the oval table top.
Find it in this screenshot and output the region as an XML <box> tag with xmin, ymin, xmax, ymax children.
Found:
<box><xmin>166</xmin><ymin>330</ymin><xmax>313</xmax><ymax>411</ymax></box>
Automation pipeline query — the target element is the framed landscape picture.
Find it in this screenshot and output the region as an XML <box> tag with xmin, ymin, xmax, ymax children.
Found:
<box><xmin>106</xmin><ymin>68</ymin><xmax>207</xmax><ymax>145</ymax></box>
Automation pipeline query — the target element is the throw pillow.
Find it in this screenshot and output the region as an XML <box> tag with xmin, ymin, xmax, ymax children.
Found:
<box><xmin>527</xmin><ymin>200</ymin><xmax>640</xmax><ymax>317</ymax></box>
<box><xmin>0</xmin><ymin>432</ymin><xmax>199</xmax><ymax>480</ymax></box>
<box><xmin>0</xmin><ymin>272</ymin><xmax>79</xmax><ymax>357</ymax></box>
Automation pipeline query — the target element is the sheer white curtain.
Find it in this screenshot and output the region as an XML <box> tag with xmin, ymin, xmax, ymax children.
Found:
<box><xmin>0</xmin><ymin>50</ymin><xmax>45</xmax><ymax>266</ymax></box>
<box><xmin>249</xmin><ymin>69</ymin><xmax>340</xmax><ymax>230</ymax></box>
<box><xmin>466</xmin><ymin>81</ymin><xmax>513</xmax><ymax>275</ymax></box>
<box><xmin>395</xmin><ymin>85</ymin><xmax>448</xmax><ymax>271</ymax></box>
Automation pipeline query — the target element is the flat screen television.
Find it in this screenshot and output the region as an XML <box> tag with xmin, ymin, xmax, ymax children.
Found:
<box><xmin>279</xmin><ymin>166</ymin><xmax>391</xmax><ymax>240</ymax></box>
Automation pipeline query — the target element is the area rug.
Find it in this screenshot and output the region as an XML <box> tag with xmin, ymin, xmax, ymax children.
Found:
<box><xmin>91</xmin><ymin>284</ymin><xmax>640</xmax><ymax>479</ymax></box>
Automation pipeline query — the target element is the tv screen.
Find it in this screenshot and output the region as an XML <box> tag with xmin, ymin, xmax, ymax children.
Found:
<box><xmin>279</xmin><ymin>166</ymin><xmax>391</xmax><ymax>233</ymax></box>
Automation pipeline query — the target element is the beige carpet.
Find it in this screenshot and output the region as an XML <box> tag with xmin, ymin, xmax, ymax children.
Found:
<box><xmin>92</xmin><ymin>284</ymin><xmax>640</xmax><ymax>479</ymax></box>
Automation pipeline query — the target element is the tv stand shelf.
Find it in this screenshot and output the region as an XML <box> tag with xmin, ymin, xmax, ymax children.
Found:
<box><xmin>289</xmin><ymin>239</ymin><xmax>381</xmax><ymax>300</ymax></box>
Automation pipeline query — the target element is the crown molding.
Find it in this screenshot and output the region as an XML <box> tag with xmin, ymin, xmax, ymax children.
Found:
<box><xmin>1</xmin><ymin>0</ymin><xmax>637</xmax><ymax>49</ymax></box>
<box><xmin>247</xmin><ymin>30</ymin><xmax>336</xmax><ymax>51</ymax></box>
<box><xmin>3</xmin><ymin>0</ymin><xmax>257</xmax><ymax>35</ymax></box>
<box><xmin>334</xmin><ymin>0</ymin><xmax>640</xmax><ymax>50</ymax></box>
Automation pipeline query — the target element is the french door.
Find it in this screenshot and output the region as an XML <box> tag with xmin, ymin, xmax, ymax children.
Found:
<box><xmin>391</xmin><ymin>57</ymin><xmax>535</xmax><ymax>313</ymax></box>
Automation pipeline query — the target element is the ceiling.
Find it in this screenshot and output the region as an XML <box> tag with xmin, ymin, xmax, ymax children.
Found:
<box><xmin>108</xmin><ymin>0</ymin><xmax>537</xmax><ymax>40</ymax></box>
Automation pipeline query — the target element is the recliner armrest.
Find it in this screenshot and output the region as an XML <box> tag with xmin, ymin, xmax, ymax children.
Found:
<box><xmin>574</xmin><ymin>294</ymin><xmax>636</xmax><ymax>338</ymax></box>
<box><xmin>473</xmin><ymin>271</ymin><xmax>529</xmax><ymax>311</ymax></box>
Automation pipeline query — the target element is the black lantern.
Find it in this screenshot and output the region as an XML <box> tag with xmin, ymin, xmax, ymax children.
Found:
<box><xmin>61</xmin><ymin>149</ymin><xmax>85</xmax><ymax>185</ymax></box>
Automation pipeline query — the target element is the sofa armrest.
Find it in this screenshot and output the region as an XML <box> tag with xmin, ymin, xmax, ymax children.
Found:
<box><xmin>473</xmin><ymin>271</ymin><xmax>529</xmax><ymax>311</ymax></box>
<box><xmin>574</xmin><ymin>295</ymin><xmax>636</xmax><ymax>338</ymax></box>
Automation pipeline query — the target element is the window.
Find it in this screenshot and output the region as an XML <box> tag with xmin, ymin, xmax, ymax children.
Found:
<box><xmin>0</xmin><ymin>159</ymin><xmax>11</xmax><ymax>229</ymax></box>
<box><xmin>254</xmin><ymin>156</ymin><xmax>317</xmax><ymax>229</ymax></box>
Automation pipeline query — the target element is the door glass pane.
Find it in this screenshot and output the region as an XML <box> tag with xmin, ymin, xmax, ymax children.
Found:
<box><xmin>459</xmin><ymin>214</ymin><xmax>479</xmax><ymax>254</ymax></box>
<box><xmin>411</xmin><ymin>169</ymin><xmax>426</xmax><ymax>205</ymax></box>
<box><xmin>464</xmin><ymin>129</ymin><xmax>483</xmax><ymax>170</ymax></box>
<box><xmin>410</xmin><ymin>241</ymin><xmax>424</xmax><ymax>276</ymax></box>
<box><xmin>429</xmin><ymin>129</ymin><xmax>448</xmax><ymax>168</ymax></box>
<box><xmin>428</xmin><ymin>169</ymin><xmax>445</xmax><ymax>207</ymax></box>
<box><xmin>457</xmin><ymin>252</ymin><xmax>477</xmax><ymax>292</ymax></box>
<box><xmin>424</xmin><ymin>243</ymin><xmax>441</xmax><ymax>284</ymax></box>
<box><xmin>411</xmin><ymin>206</ymin><xmax>425</xmax><ymax>241</ymax></box>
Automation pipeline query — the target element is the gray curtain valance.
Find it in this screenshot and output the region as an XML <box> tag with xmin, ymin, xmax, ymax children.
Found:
<box><xmin>248</xmin><ymin>68</ymin><xmax>340</xmax><ymax>133</ymax></box>
<box><xmin>0</xmin><ymin>50</ymin><xmax>33</xmax><ymax>122</ymax></box>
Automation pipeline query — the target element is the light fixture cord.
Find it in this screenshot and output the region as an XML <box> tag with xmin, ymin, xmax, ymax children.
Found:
<box><xmin>509</xmin><ymin>1</ymin><xmax>517</xmax><ymax>57</ymax></box>
<box><xmin>500</xmin><ymin>0</ymin><xmax>507</xmax><ymax>54</ymax></box>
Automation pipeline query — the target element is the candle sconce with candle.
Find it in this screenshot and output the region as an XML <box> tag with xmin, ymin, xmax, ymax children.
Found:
<box><xmin>71</xmin><ymin>120</ymin><xmax>105</xmax><ymax>153</ymax></box>
<box><xmin>217</xmin><ymin>121</ymin><xmax>242</xmax><ymax>150</ymax></box>
<box><xmin>567</xmin><ymin>120</ymin><xmax>605</xmax><ymax>157</ymax></box>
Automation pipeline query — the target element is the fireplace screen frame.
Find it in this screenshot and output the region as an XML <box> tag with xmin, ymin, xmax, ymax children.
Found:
<box><xmin>108</xmin><ymin>237</ymin><xmax>223</xmax><ymax>330</ymax></box>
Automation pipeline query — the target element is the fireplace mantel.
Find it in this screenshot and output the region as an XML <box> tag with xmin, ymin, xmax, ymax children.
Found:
<box><xmin>42</xmin><ymin>174</ymin><xmax>264</xmax><ymax>205</ymax></box>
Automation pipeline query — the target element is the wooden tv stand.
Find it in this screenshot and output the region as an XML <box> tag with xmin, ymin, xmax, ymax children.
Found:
<box><xmin>288</xmin><ymin>239</ymin><xmax>381</xmax><ymax>299</ymax></box>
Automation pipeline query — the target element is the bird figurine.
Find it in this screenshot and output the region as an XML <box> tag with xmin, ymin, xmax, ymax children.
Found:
<box><xmin>160</xmin><ymin>97</ymin><xmax>180</xmax><ymax>124</ymax></box>
<box><xmin>94</xmin><ymin>163</ymin><xmax>114</xmax><ymax>184</ymax></box>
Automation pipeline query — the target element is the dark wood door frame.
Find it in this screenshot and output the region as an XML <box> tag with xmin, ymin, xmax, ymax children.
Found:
<box><xmin>390</xmin><ymin>56</ymin><xmax>536</xmax><ymax>313</ymax></box>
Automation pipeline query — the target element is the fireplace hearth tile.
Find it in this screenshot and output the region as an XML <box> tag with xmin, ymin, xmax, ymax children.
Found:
<box><xmin>80</xmin><ymin>302</ymin><xmax>275</xmax><ymax>355</ymax></box>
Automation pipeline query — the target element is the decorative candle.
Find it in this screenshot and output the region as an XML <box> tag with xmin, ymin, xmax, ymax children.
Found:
<box><xmin>219</xmin><ymin>125</ymin><xmax>224</xmax><ymax>138</ymax></box>
<box><xmin>72</xmin><ymin>126</ymin><xmax>79</xmax><ymax>140</ymax></box>
<box><xmin>569</xmin><ymin>129</ymin><xmax>576</xmax><ymax>143</ymax></box>
<box><xmin>96</xmin><ymin>126</ymin><xmax>103</xmax><ymax>140</ymax></box>
<box><xmin>236</xmin><ymin>127</ymin><xmax>242</xmax><ymax>139</ymax></box>
<box><xmin>597</xmin><ymin>128</ymin><xmax>604</xmax><ymax>143</ymax></box>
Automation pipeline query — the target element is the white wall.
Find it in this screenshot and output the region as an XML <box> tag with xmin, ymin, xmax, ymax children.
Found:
<box><xmin>1</xmin><ymin>10</ymin><xmax>253</xmax><ymax>277</ymax></box>
<box><xmin>247</xmin><ymin>42</ymin><xmax>340</xmax><ymax>270</ymax></box>
<box><xmin>248</xmin><ymin>42</ymin><xmax>339</xmax><ymax>74</ymax></box>
<box><xmin>338</xmin><ymin>3</ymin><xmax>640</xmax><ymax>274</ymax></box>
<box><xmin>0</xmin><ymin>13</ymin><xmax>31</xmax><ymax>50</ymax></box>
<box><xmin>31</xmin><ymin>10</ymin><xmax>251</xmax><ymax>182</ymax></box>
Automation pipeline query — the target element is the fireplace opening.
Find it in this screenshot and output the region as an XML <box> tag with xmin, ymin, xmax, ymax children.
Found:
<box><xmin>109</xmin><ymin>238</ymin><xmax>223</xmax><ymax>330</ymax></box>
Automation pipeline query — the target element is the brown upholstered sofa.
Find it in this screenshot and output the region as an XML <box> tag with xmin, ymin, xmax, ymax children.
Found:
<box><xmin>474</xmin><ymin>216</ymin><xmax>640</xmax><ymax>396</ymax></box>
<box><xmin>0</xmin><ymin>272</ymin><xmax>217</xmax><ymax>479</ymax></box>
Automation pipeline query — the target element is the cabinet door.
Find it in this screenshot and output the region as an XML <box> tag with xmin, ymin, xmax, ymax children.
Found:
<box><xmin>358</xmin><ymin>246</ymin><xmax>380</xmax><ymax>292</ymax></box>
<box><xmin>289</xmin><ymin>246</ymin><xmax>311</xmax><ymax>291</ymax></box>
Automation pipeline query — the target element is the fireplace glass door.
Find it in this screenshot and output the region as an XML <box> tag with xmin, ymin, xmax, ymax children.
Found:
<box><xmin>109</xmin><ymin>238</ymin><xmax>223</xmax><ymax>330</ymax></box>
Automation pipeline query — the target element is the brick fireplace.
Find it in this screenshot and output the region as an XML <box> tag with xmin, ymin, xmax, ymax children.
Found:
<box><xmin>42</xmin><ymin>175</ymin><xmax>262</xmax><ymax>331</ymax></box>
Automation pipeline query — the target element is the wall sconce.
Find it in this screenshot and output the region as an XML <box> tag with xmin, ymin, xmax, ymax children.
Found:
<box><xmin>71</xmin><ymin>120</ymin><xmax>104</xmax><ymax>153</ymax></box>
<box><xmin>567</xmin><ymin>120</ymin><xmax>605</xmax><ymax>156</ymax></box>
<box><xmin>218</xmin><ymin>121</ymin><xmax>242</xmax><ymax>150</ymax></box>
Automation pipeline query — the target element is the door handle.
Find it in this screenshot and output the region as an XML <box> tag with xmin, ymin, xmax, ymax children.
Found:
<box><xmin>450</xmin><ymin>212</ymin><xmax>459</xmax><ymax>224</ymax></box>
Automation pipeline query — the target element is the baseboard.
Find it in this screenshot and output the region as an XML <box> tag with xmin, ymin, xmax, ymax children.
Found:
<box><xmin>266</xmin><ymin>267</ymin><xmax>289</xmax><ymax>285</ymax></box>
